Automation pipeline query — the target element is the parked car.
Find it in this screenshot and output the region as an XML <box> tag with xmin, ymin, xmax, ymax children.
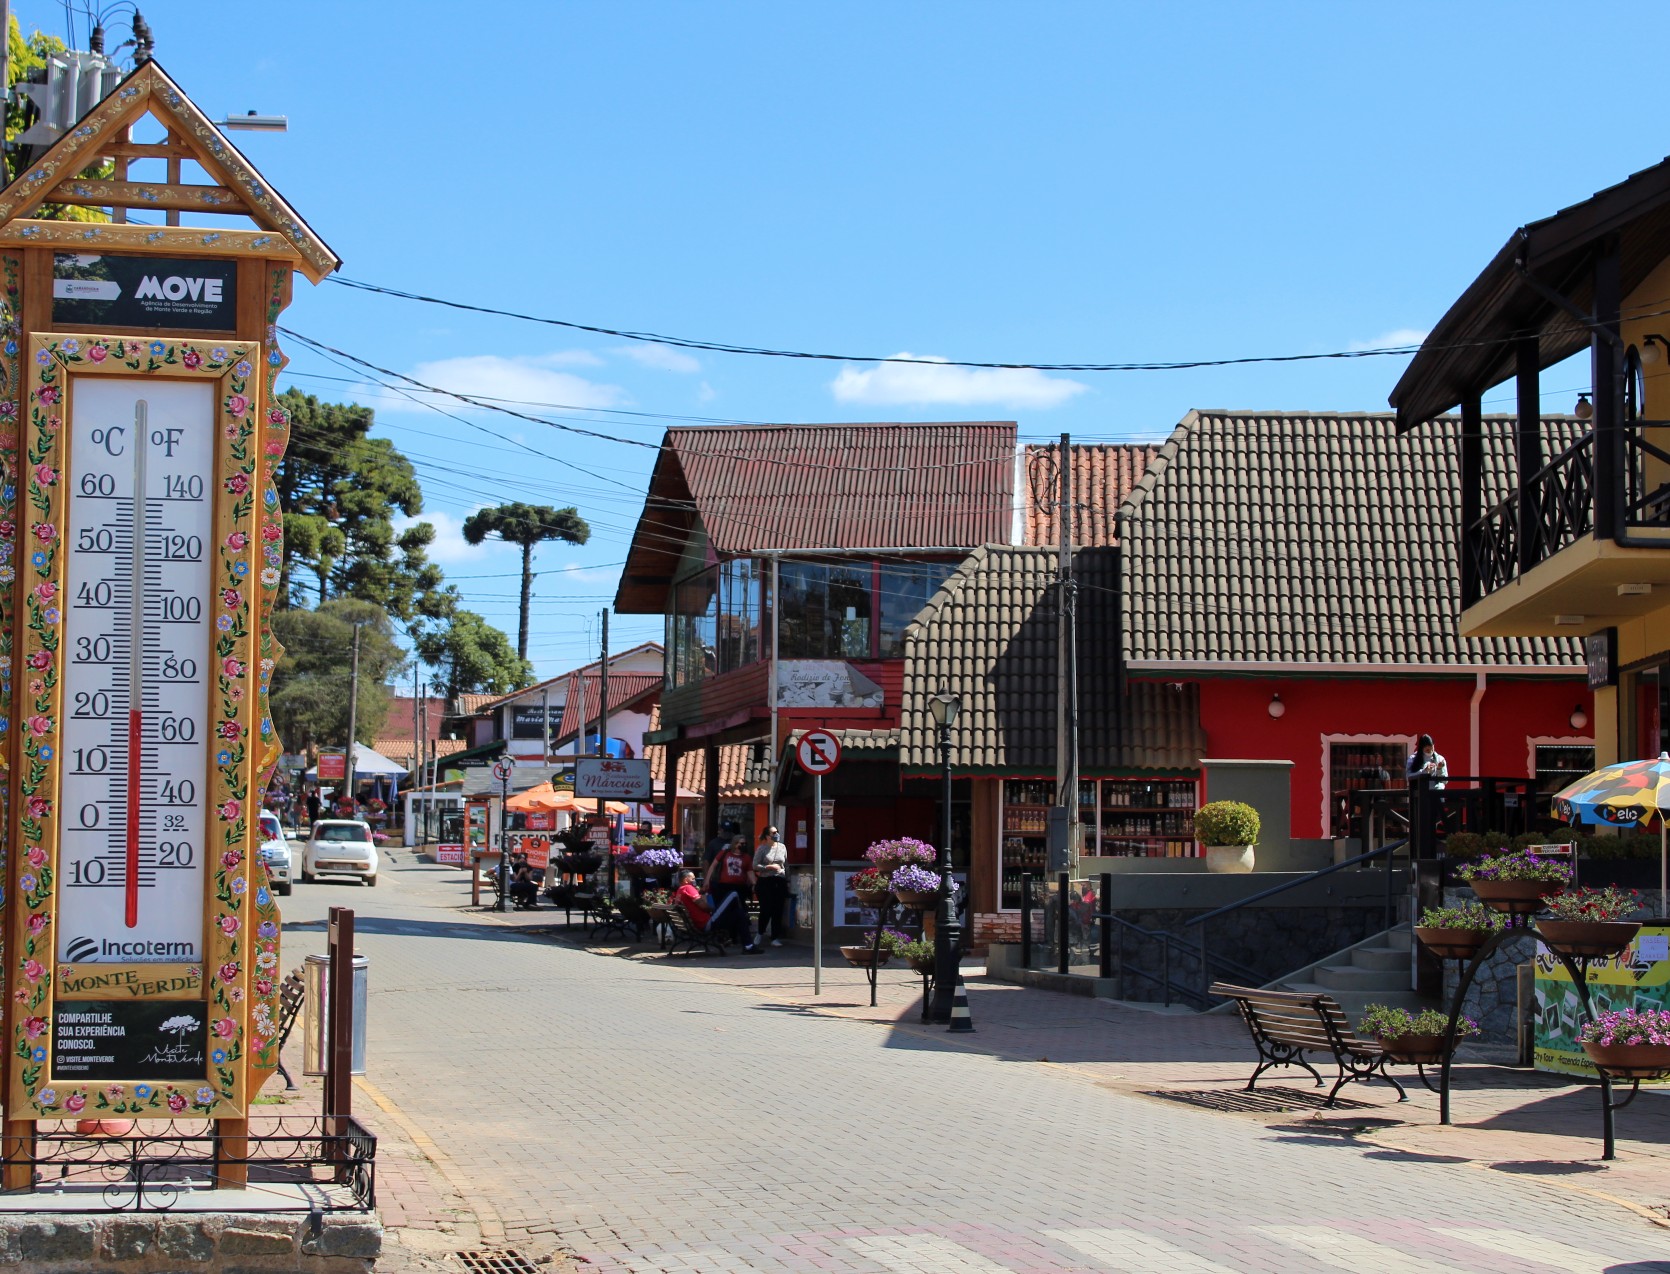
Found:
<box><xmin>259</xmin><ymin>810</ymin><xmax>292</xmax><ymax>896</ymax></box>
<box><xmin>300</xmin><ymin>820</ymin><xmax>379</xmax><ymax>886</ymax></box>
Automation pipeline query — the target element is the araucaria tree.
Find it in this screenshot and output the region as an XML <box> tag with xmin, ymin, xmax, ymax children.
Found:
<box><xmin>461</xmin><ymin>502</ymin><xmax>590</xmax><ymax>660</ymax></box>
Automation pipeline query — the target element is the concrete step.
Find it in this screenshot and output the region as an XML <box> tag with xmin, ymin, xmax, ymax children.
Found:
<box><xmin>1350</xmin><ymin>946</ymin><xmax>1408</xmax><ymax>972</ymax></box>
<box><xmin>1280</xmin><ymin>980</ymin><xmax>1431</xmax><ymax>1019</ymax></box>
<box><xmin>1312</xmin><ymin>964</ymin><xmax>1409</xmax><ymax>993</ymax></box>
<box><xmin>1385</xmin><ymin>926</ymin><xmax>1411</xmax><ymax>952</ymax></box>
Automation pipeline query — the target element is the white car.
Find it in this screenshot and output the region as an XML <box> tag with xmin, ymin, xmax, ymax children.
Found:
<box><xmin>300</xmin><ymin>820</ymin><xmax>379</xmax><ymax>886</ymax></box>
<box><xmin>258</xmin><ymin>810</ymin><xmax>292</xmax><ymax>896</ymax></box>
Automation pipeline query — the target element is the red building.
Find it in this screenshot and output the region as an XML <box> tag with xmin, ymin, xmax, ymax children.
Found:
<box><xmin>1112</xmin><ymin>411</ymin><xmax>1594</xmax><ymax>859</ymax></box>
<box><xmin>616</xmin><ymin>421</ymin><xmax>1017</xmax><ymax>856</ymax></box>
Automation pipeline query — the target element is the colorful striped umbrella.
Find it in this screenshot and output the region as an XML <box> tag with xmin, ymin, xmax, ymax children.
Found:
<box><xmin>1552</xmin><ymin>752</ymin><xmax>1670</xmax><ymax>902</ymax></box>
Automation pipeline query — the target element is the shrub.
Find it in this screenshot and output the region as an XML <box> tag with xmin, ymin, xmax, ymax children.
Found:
<box><xmin>1416</xmin><ymin>902</ymin><xmax>1504</xmax><ymax>932</ymax></box>
<box><xmin>1456</xmin><ymin>850</ymin><xmax>1574</xmax><ymax>883</ymax></box>
<box><xmin>863</xmin><ymin>928</ymin><xmax>915</xmax><ymax>956</ymax></box>
<box><xmin>894</xmin><ymin>937</ymin><xmax>933</xmax><ymax>963</ymax></box>
<box><xmin>1511</xmin><ymin>832</ymin><xmax>1549</xmax><ymax>851</ymax></box>
<box><xmin>1359</xmin><ymin>1004</ymin><xmax>1479</xmax><ymax>1041</ymax></box>
<box><xmin>851</xmin><ymin>868</ymin><xmax>892</xmax><ymax>894</ymax></box>
<box><xmin>1194</xmin><ymin>801</ymin><xmax>1260</xmax><ymax>847</ymax></box>
<box><xmin>1441</xmin><ymin>832</ymin><xmax>1487</xmax><ymax>862</ymax></box>
<box><xmin>1543</xmin><ymin>886</ymin><xmax>1642</xmax><ymax>922</ymax></box>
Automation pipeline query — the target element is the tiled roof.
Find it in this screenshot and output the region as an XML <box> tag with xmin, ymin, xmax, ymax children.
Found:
<box><xmin>616</xmin><ymin>423</ymin><xmax>1017</xmax><ymax>612</ymax></box>
<box><xmin>470</xmin><ymin>643</ymin><xmax>664</xmax><ymax>715</ymax></box>
<box><xmin>898</xmin><ymin>545</ymin><xmax>1204</xmax><ymax>775</ymax></box>
<box><xmin>1119</xmin><ymin>411</ymin><xmax>1587</xmax><ymax>667</ymax></box>
<box><xmin>643</xmin><ymin>706</ymin><xmax>772</xmax><ymax>800</ymax></box>
<box><xmin>371</xmin><ymin>737</ymin><xmax>467</xmax><ymax>769</ymax></box>
<box><xmin>454</xmin><ymin>693</ymin><xmax>500</xmax><ymax>716</ymax></box>
<box><xmin>1022</xmin><ymin>443</ymin><xmax>1162</xmax><ymax>547</ymax></box>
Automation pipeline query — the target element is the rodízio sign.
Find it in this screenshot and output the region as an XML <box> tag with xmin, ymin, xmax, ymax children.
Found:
<box><xmin>575</xmin><ymin>757</ymin><xmax>653</xmax><ymax>800</ymax></box>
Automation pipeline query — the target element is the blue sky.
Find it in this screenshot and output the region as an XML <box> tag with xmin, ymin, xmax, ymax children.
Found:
<box><xmin>22</xmin><ymin>1</ymin><xmax>1662</xmax><ymax>680</ymax></box>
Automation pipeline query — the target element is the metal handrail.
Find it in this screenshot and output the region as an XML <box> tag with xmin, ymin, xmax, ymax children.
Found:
<box><xmin>1180</xmin><ymin>838</ymin><xmax>1407</xmax><ymax>929</ymax></box>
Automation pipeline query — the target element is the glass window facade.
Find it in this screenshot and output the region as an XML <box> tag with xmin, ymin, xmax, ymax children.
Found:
<box><xmin>667</xmin><ymin>555</ymin><xmax>957</xmax><ymax>685</ymax></box>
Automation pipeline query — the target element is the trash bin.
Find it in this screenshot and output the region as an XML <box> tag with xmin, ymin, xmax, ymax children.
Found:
<box><xmin>302</xmin><ymin>952</ymin><xmax>368</xmax><ymax>1076</ymax></box>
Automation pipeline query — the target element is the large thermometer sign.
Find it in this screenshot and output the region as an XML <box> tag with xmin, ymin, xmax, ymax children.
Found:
<box><xmin>10</xmin><ymin>334</ymin><xmax>268</xmax><ymax>1120</ymax></box>
<box><xmin>59</xmin><ymin>378</ymin><xmax>213</xmax><ymax>963</ymax></box>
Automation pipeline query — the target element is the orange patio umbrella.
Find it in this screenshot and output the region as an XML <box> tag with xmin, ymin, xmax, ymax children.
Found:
<box><xmin>504</xmin><ymin>782</ymin><xmax>628</xmax><ymax>816</ymax></box>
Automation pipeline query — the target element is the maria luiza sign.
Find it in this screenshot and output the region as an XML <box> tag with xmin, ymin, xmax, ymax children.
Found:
<box><xmin>574</xmin><ymin>757</ymin><xmax>653</xmax><ymax>800</ymax></box>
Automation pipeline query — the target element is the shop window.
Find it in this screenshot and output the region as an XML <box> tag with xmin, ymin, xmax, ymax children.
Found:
<box><xmin>779</xmin><ymin>562</ymin><xmax>872</xmax><ymax>659</ymax></box>
<box><xmin>1324</xmin><ymin>737</ymin><xmax>1410</xmax><ymax>840</ymax></box>
<box><xmin>1533</xmin><ymin>742</ymin><xmax>1596</xmax><ymax>794</ymax></box>
<box><xmin>877</xmin><ymin>562</ymin><xmax>957</xmax><ymax>657</ymax></box>
<box><xmin>668</xmin><ymin>558</ymin><xmax>767</xmax><ymax>687</ymax></box>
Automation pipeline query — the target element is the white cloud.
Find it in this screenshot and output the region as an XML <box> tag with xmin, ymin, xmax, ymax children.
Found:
<box><xmin>407</xmin><ymin>352</ymin><xmax>626</xmax><ymax>410</ymax></box>
<box><xmin>613</xmin><ymin>342</ymin><xmax>702</xmax><ymax>374</ymax></box>
<box><xmin>829</xmin><ymin>352</ymin><xmax>1088</xmax><ymax>409</ymax></box>
<box><xmin>394</xmin><ymin>509</ymin><xmax>514</xmax><ymax>570</ymax></box>
<box><xmin>548</xmin><ymin>560</ymin><xmax>620</xmax><ymax>586</ymax></box>
<box><xmin>1348</xmin><ymin>328</ymin><xmax>1429</xmax><ymax>353</ymax></box>
<box><xmin>696</xmin><ymin>381</ymin><xmax>717</xmax><ymax>403</ymax></box>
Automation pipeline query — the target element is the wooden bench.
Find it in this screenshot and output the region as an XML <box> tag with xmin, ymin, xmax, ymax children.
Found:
<box><xmin>664</xmin><ymin>904</ymin><xmax>730</xmax><ymax>958</ymax></box>
<box><xmin>1209</xmin><ymin>982</ymin><xmax>1406</xmax><ymax>1106</ymax></box>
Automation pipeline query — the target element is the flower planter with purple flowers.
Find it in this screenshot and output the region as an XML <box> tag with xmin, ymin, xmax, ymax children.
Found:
<box><xmin>864</xmin><ymin>837</ymin><xmax>937</xmax><ymax>876</ymax></box>
<box><xmin>630</xmin><ymin>846</ymin><xmax>685</xmax><ymax>879</ymax></box>
<box><xmin>1456</xmin><ymin>850</ymin><xmax>1572</xmax><ymax>914</ymax></box>
<box><xmin>1578</xmin><ymin>1008</ymin><xmax>1670</xmax><ymax>1078</ymax></box>
<box><xmin>890</xmin><ymin>864</ymin><xmax>942</xmax><ymax>907</ymax></box>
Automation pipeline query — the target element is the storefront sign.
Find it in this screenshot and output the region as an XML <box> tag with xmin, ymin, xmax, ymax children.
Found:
<box><xmin>509</xmin><ymin>832</ymin><xmax>551</xmax><ymax>869</ymax></box>
<box><xmin>1585</xmin><ymin>628</ymin><xmax>1617</xmax><ymax>690</ymax></box>
<box><xmin>53</xmin><ymin>1000</ymin><xmax>208</xmax><ymax>1082</ymax></box>
<box><xmin>52</xmin><ymin>253</ymin><xmax>238</xmax><ymax>331</ymax></box>
<box><xmin>524</xmin><ymin>811</ymin><xmax>554</xmax><ymax>831</ymax></box>
<box><xmin>435</xmin><ymin>843</ymin><xmax>466</xmax><ymax>866</ymax></box>
<box><xmin>576</xmin><ymin>757</ymin><xmax>653</xmax><ymax>800</ymax></box>
<box><xmin>317</xmin><ymin>749</ymin><xmax>347</xmax><ymax>781</ymax></box>
<box><xmin>511</xmin><ymin>705</ymin><xmax>562</xmax><ymax>738</ymax></box>
<box><xmin>1535</xmin><ymin>923</ymin><xmax>1669</xmax><ymax>1081</ymax></box>
<box><xmin>585</xmin><ymin>823</ymin><xmax>612</xmax><ymax>850</ymax></box>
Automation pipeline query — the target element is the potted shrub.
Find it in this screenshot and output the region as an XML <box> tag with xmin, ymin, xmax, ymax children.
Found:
<box><xmin>1413</xmin><ymin>901</ymin><xmax>1504</xmax><ymax>960</ymax></box>
<box><xmin>1456</xmin><ymin>849</ymin><xmax>1572</xmax><ymax>912</ymax></box>
<box><xmin>1536</xmin><ymin>886</ymin><xmax>1643</xmax><ymax>959</ymax></box>
<box><xmin>895</xmin><ymin>936</ymin><xmax>936</xmax><ymax>975</ymax></box>
<box><xmin>1194</xmin><ymin>801</ymin><xmax>1259</xmax><ymax>874</ymax></box>
<box><xmin>1579</xmin><ymin>1007</ymin><xmax>1670</xmax><ymax>1077</ymax></box>
<box><xmin>840</xmin><ymin>940</ymin><xmax>892</xmax><ymax>968</ymax></box>
<box><xmin>864</xmin><ymin>837</ymin><xmax>937</xmax><ymax>876</ymax></box>
<box><xmin>1359</xmin><ymin>1004</ymin><xmax>1480</xmax><ymax>1065</ymax></box>
<box><xmin>890</xmin><ymin>863</ymin><xmax>943</xmax><ymax>907</ymax></box>
<box><xmin>850</xmin><ymin>868</ymin><xmax>893</xmax><ymax>909</ymax></box>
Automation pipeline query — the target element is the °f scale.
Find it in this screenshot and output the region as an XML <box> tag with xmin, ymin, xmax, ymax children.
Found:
<box><xmin>58</xmin><ymin>378</ymin><xmax>214</xmax><ymax>965</ymax></box>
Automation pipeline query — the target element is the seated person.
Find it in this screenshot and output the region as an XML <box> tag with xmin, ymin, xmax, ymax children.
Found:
<box><xmin>509</xmin><ymin>865</ymin><xmax>540</xmax><ymax>909</ymax></box>
<box><xmin>671</xmin><ymin>869</ymin><xmax>714</xmax><ymax>930</ymax></box>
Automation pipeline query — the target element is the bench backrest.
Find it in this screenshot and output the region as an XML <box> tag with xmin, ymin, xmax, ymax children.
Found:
<box><xmin>666</xmin><ymin>905</ymin><xmax>696</xmax><ymax>938</ymax></box>
<box><xmin>1208</xmin><ymin>982</ymin><xmax>1372</xmax><ymax>1054</ymax></box>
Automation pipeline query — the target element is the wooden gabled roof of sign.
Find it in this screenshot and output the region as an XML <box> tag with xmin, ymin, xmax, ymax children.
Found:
<box><xmin>0</xmin><ymin>60</ymin><xmax>340</xmax><ymax>282</ymax></box>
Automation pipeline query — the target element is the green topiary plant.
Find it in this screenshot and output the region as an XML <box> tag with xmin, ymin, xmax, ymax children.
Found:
<box><xmin>1194</xmin><ymin>801</ymin><xmax>1260</xmax><ymax>847</ymax></box>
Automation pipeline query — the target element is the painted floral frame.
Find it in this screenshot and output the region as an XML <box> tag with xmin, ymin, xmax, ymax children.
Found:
<box><xmin>8</xmin><ymin>332</ymin><xmax>263</xmax><ymax>1118</ymax></box>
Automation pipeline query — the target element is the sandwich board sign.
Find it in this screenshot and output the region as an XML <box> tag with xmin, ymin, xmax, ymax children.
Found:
<box><xmin>0</xmin><ymin>61</ymin><xmax>339</xmax><ymax>1183</ymax></box>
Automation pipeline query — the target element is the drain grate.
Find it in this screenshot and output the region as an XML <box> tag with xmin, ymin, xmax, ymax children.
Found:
<box><xmin>1143</xmin><ymin>1086</ymin><xmax>1375</xmax><ymax>1114</ymax></box>
<box><xmin>456</xmin><ymin>1251</ymin><xmax>539</xmax><ymax>1274</ymax></box>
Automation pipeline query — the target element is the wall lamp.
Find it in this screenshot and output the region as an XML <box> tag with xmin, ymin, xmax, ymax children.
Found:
<box><xmin>1574</xmin><ymin>393</ymin><xmax>1594</xmax><ymax>420</ymax></box>
<box><xmin>1570</xmin><ymin>704</ymin><xmax>1589</xmax><ymax>732</ymax></box>
<box><xmin>1639</xmin><ymin>334</ymin><xmax>1670</xmax><ymax>367</ymax></box>
<box><xmin>1268</xmin><ymin>693</ymin><xmax>1286</xmax><ymax>720</ymax></box>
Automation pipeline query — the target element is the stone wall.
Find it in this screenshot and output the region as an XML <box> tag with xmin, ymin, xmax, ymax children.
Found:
<box><xmin>1440</xmin><ymin>888</ymin><xmax>1667</xmax><ymax>1047</ymax></box>
<box><xmin>0</xmin><ymin>1211</ymin><xmax>380</xmax><ymax>1273</ymax></box>
<box><xmin>1106</xmin><ymin>903</ymin><xmax>1389</xmax><ymax>1002</ymax></box>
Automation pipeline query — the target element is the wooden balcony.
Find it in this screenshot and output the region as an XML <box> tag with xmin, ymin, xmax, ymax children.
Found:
<box><xmin>1463</xmin><ymin>421</ymin><xmax>1670</xmax><ymax>636</ymax></box>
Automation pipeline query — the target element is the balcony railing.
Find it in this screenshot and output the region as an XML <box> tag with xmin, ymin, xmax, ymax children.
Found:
<box><xmin>1467</xmin><ymin>422</ymin><xmax>1670</xmax><ymax>598</ymax></box>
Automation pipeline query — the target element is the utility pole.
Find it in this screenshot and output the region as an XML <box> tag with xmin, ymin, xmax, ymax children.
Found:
<box><xmin>1053</xmin><ymin>433</ymin><xmax>1079</xmax><ymax>874</ymax></box>
<box><xmin>344</xmin><ymin>622</ymin><xmax>363</xmax><ymax>811</ymax></box>
<box><xmin>411</xmin><ymin>665</ymin><xmax>421</xmax><ymax>838</ymax></box>
<box><xmin>418</xmin><ymin>686</ymin><xmax>430</xmax><ymax>844</ymax></box>
<box><xmin>598</xmin><ymin>609</ymin><xmax>612</xmax><ymax>894</ymax></box>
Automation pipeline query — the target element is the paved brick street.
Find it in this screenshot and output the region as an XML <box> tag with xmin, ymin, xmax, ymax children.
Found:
<box><xmin>278</xmin><ymin>854</ymin><xmax>1670</xmax><ymax>1273</ymax></box>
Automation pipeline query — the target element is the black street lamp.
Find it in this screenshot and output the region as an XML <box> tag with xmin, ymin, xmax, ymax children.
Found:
<box><xmin>927</xmin><ymin>686</ymin><xmax>962</xmax><ymax>1023</ymax></box>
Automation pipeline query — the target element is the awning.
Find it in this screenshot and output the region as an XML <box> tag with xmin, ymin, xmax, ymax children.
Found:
<box><xmin>504</xmin><ymin>782</ymin><xmax>629</xmax><ymax>816</ymax></box>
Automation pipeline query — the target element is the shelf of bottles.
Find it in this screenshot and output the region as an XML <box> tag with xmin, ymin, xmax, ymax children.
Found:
<box><xmin>1327</xmin><ymin>742</ymin><xmax>1408</xmax><ymax>840</ymax></box>
<box><xmin>1001</xmin><ymin>777</ymin><xmax>1200</xmax><ymax>908</ymax></box>
<box><xmin>1534</xmin><ymin>743</ymin><xmax>1595</xmax><ymax>795</ymax></box>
